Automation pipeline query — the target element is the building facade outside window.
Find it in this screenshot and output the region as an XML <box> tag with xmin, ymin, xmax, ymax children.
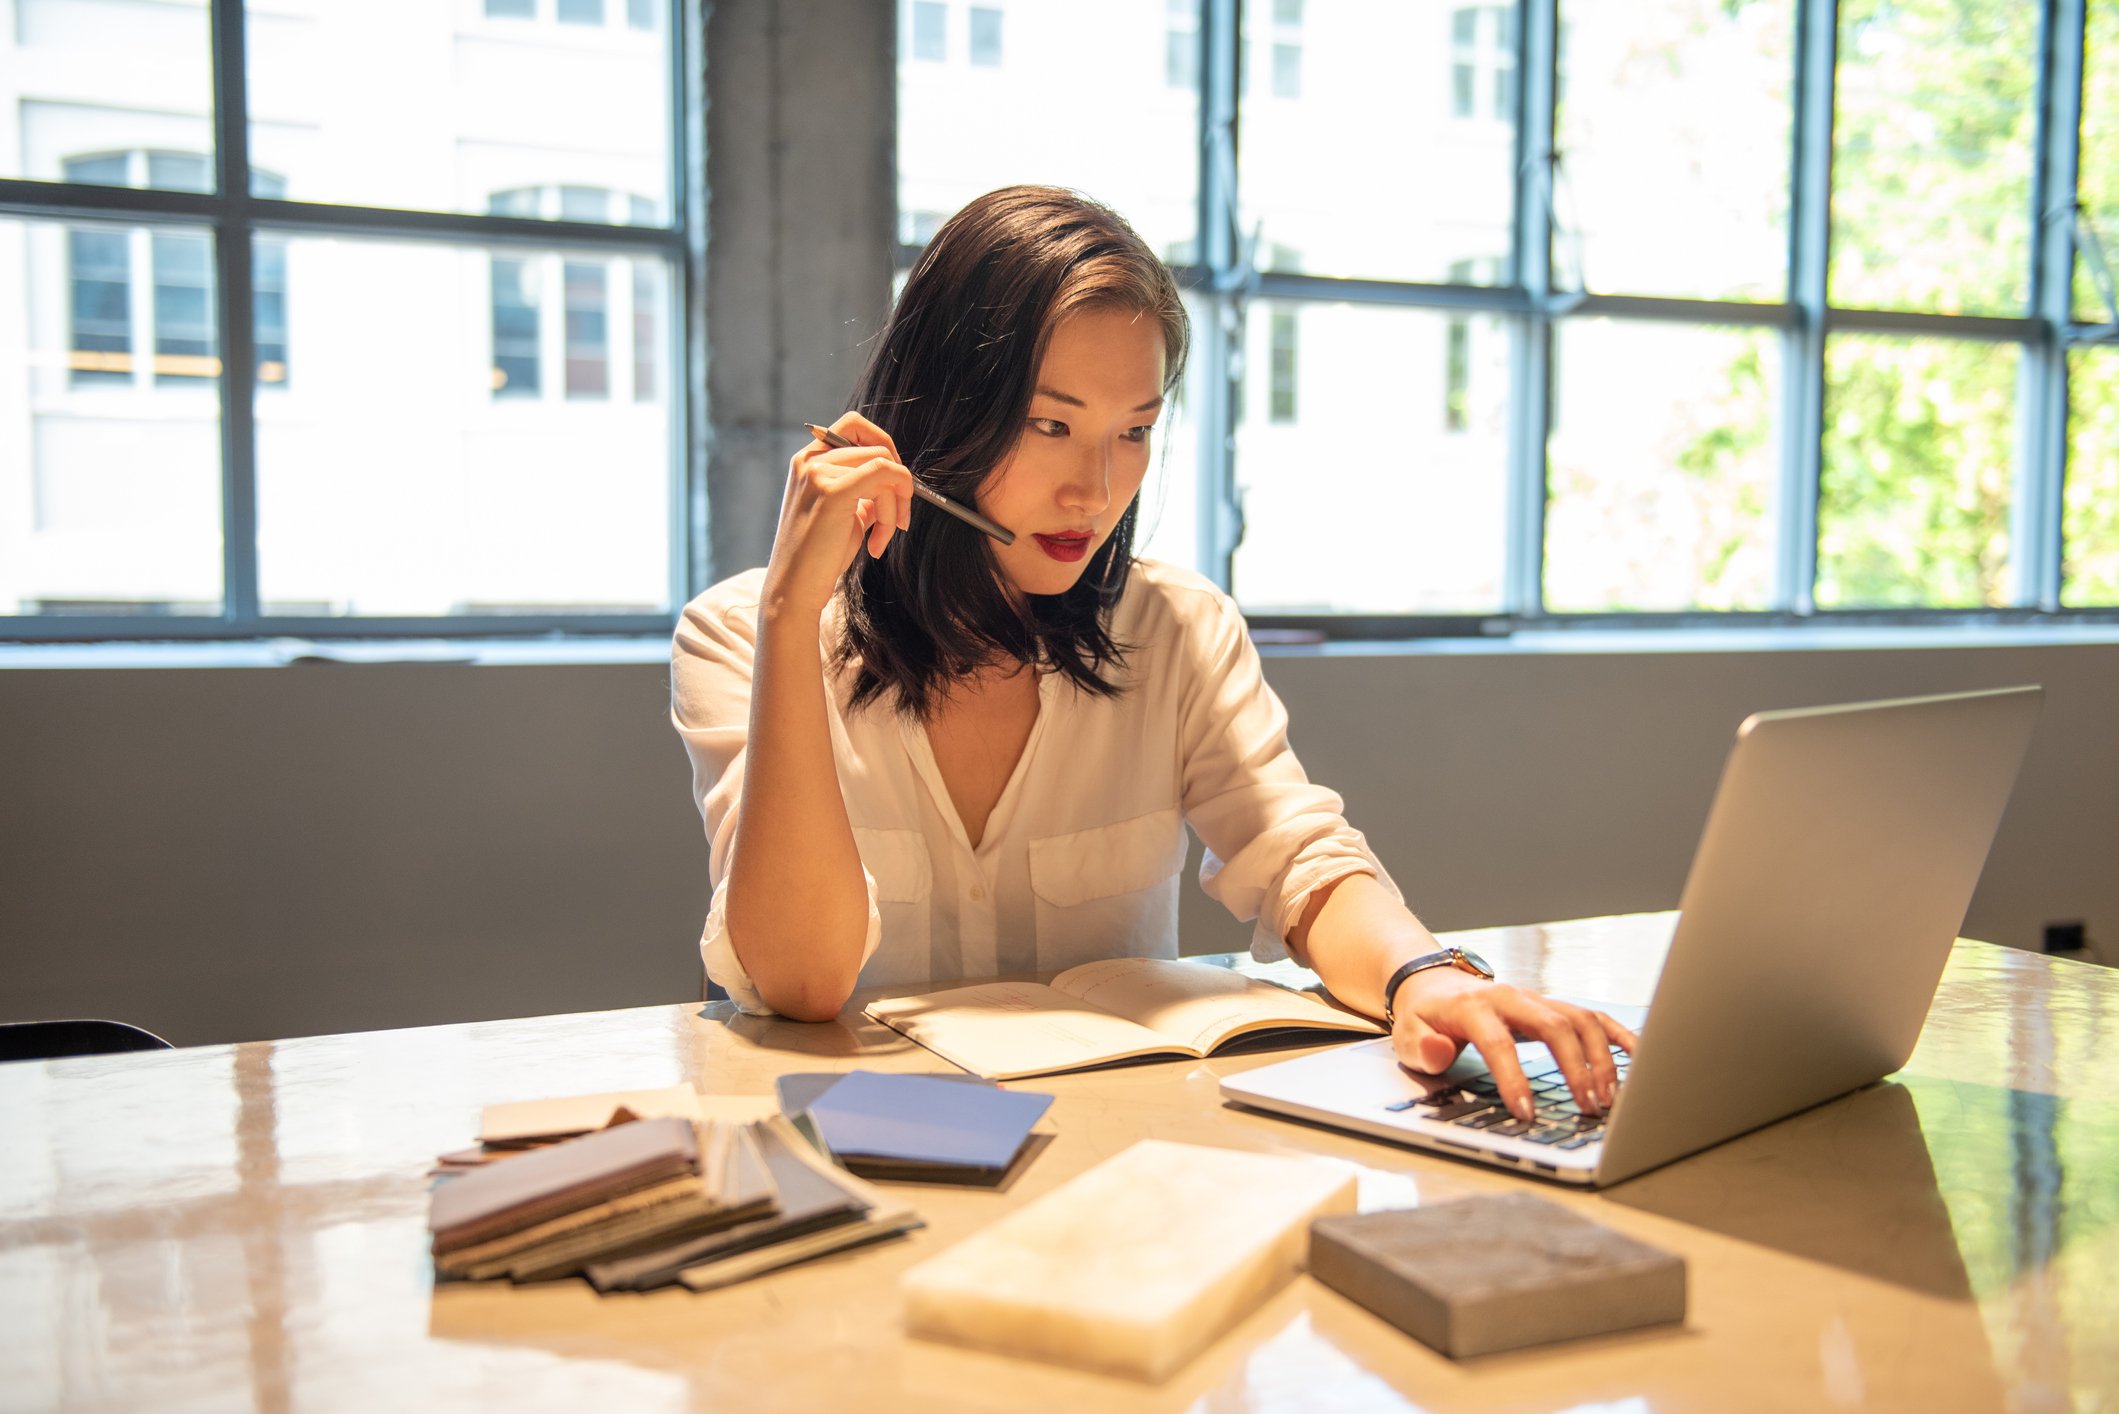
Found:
<box><xmin>61</xmin><ymin>152</ymin><xmax>290</xmax><ymax>391</ymax></box>
<box><xmin>1452</xmin><ymin>4</ymin><xmax>1515</xmax><ymax>122</ymax></box>
<box><xmin>484</xmin><ymin>0</ymin><xmax>656</xmax><ymax>32</ymax></box>
<box><xmin>485</xmin><ymin>186</ymin><xmax>659</xmax><ymax>405</ymax></box>
<box><xmin>1269</xmin><ymin>0</ymin><xmax>1304</xmax><ymax>100</ymax></box>
<box><xmin>1442</xmin><ymin>258</ymin><xmax>1503</xmax><ymax>436</ymax></box>
<box><xmin>1267</xmin><ymin>309</ymin><xmax>1298</xmax><ymax>423</ymax></box>
<box><xmin>1166</xmin><ymin>0</ymin><xmax>1200</xmax><ymax>89</ymax></box>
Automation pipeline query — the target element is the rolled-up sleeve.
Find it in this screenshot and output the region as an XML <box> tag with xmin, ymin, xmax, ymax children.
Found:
<box><xmin>1171</xmin><ymin>586</ymin><xmax>1400</xmax><ymax>962</ymax></box>
<box><xmin>670</xmin><ymin>577</ymin><xmax>882</xmax><ymax>1014</ymax></box>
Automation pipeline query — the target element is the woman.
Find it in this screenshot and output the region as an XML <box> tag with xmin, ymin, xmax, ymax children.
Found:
<box><xmin>672</xmin><ymin>185</ymin><xmax>1632</xmax><ymax>1123</ymax></box>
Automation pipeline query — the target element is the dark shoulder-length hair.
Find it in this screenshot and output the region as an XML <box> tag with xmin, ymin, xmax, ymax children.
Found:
<box><xmin>832</xmin><ymin>185</ymin><xmax>1189</xmax><ymax>717</ymax></box>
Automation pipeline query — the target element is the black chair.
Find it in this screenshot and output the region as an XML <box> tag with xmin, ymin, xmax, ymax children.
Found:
<box><xmin>0</xmin><ymin>1019</ymin><xmax>173</xmax><ymax>1064</ymax></box>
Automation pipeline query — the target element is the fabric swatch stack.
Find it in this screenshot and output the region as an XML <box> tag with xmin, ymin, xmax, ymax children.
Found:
<box><xmin>588</xmin><ymin>1116</ymin><xmax>920</xmax><ymax>1292</ymax></box>
<box><xmin>428</xmin><ymin>1071</ymin><xmax>1060</xmax><ymax>1293</ymax></box>
<box><xmin>430</xmin><ymin>1115</ymin><xmax>768</xmax><ymax>1282</ymax></box>
<box><xmin>427</xmin><ymin>1110</ymin><xmax>921</xmax><ymax>1291</ymax></box>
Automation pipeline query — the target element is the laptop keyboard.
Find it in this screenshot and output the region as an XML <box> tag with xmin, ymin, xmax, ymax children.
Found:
<box><xmin>1384</xmin><ymin>1047</ymin><xmax>1631</xmax><ymax>1152</ymax></box>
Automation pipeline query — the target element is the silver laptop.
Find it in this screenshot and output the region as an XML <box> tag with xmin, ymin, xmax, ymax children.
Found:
<box><xmin>1220</xmin><ymin>685</ymin><xmax>2043</xmax><ymax>1187</ymax></box>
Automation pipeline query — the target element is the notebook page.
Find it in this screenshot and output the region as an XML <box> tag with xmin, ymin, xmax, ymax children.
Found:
<box><xmin>1051</xmin><ymin>958</ymin><xmax>1383</xmax><ymax>1054</ymax></box>
<box><xmin>865</xmin><ymin>981</ymin><xmax>1196</xmax><ymax>1079</ymax></box>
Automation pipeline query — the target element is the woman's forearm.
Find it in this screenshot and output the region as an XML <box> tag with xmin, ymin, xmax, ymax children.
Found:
<box><xmin>724</xmin><ymin>609</ymin><xmax>872</xmax><ymax>1019</ymax></box>
<box><xmin>1289</xmin><ymin>872</ymin><xmax>1440</xmax><ymax>1019</ymax></box>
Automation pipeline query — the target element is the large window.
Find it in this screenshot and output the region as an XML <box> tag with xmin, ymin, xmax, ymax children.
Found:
<box><xmin>1</xmin><ymin>0</ymin><xmax>694</xmax><ymax>632</ymax></box>
<box><xmin>896</xmin><ymin>0</ymin><xmax>2117</xmax><ymax>627</ymax></box>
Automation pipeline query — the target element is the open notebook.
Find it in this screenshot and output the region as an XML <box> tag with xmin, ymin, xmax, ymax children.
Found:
<box><xmin>864</xmin><ymin>957</ymin><xmax>1382</xmax><ymax>1081</ymax></box>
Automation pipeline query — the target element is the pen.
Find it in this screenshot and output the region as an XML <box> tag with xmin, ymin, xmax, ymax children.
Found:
<box><xmin>804</xmin><ymin>422</ymin><xmax>1017</xmax><ymax>545</ymax></box>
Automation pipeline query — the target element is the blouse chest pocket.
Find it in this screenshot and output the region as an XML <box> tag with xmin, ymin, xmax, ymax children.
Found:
<box><xmin>1028</xmin><ymin>807</ymin><xmax>1188</xmax><ymax>907</ymax></box>
<box><xmin>852</xmin><ymin>827</ymin><xmax>933</xmax><ymax>904</ymax></box>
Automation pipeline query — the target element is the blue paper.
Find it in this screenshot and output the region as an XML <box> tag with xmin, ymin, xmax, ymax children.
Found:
<box><xmin>804</xmin><ymin>1070</ymin><xmax>1054</xmax><ymax>1170</ymax></box>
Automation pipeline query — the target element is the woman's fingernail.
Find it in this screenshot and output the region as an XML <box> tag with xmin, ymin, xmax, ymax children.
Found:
<box><xmin>1513</xmin><ymin>1097</ymin><xmax>1533</xmax><ymax>1121</ymax></box>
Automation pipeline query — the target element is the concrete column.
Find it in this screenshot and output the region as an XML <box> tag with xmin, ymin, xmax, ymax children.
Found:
<box><xmin>704</xmin><ymin>0</ymin><xmax>897</xmax><ymax>581</ymax></box>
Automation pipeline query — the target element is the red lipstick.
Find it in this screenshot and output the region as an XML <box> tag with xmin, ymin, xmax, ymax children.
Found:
<box><xmin>1033</xmin><ymin>531</ymin><xmax>1092</xmax><ymax>563</ymax></box>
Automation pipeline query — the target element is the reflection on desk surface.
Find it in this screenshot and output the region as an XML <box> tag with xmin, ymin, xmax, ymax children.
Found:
<box><xmin>1607</xmin><ymin>1079</ymin><xmax>1974</xmax><ymax>1299</ymax></box>
<box><xmin>2</xmin><ymin>914</ymin><xmax>2116</xmax><ymax>1413</ymax></box>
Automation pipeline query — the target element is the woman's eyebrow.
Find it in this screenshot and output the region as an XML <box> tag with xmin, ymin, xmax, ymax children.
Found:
<box><xmin>1033</xmin><ymin>385</ymin><xmax>1166</xmax><ymax>413</ymax></box>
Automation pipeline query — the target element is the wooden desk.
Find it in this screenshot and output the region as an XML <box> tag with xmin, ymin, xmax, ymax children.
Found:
<box><xmin>4</xmin><ymin>914</ymin><xmax>2114</xmax><ymax>1412</ymax></box>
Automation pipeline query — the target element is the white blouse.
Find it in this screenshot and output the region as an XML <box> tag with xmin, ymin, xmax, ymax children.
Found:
<box><xmin>669</xmin><ymin>559</ymin><xmax>1399</xmax><ymax>1015</ymax></box>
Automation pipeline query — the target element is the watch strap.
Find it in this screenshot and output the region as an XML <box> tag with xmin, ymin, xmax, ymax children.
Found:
<box><xmin>1382</xmin><ymin>948</ymin><xmax>1491</xmax><ymax>1030</ymax></box>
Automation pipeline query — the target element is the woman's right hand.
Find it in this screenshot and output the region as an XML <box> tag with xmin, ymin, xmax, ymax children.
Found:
<box><xmin>760</xmin><ymin>412</ymin><xmax>917</xmax><ymax>621</ymax></box>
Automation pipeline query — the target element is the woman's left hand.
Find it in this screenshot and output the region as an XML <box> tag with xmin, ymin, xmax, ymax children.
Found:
<box><xmin>1388</xmin><ymin>966</ymin><xmax>1638</xmax><ymax>1123</ymax></box>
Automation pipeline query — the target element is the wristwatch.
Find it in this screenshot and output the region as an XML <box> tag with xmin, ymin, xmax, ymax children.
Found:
<box><xmin>1381</xmin><ymin>946</ymin><xmax>1496</xmax><ymax>1030</ymax></box>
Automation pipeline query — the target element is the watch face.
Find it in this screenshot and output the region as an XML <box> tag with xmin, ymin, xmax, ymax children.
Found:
<box><xmin>1454</xmin><ymin>947</ymin><xmax>1495</xmax><ymax>979</ymax></box>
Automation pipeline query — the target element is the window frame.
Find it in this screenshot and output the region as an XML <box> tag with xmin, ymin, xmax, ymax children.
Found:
<box><xmin>0</xmin><ymin>0</ymin><xmax>704</xmax><ymax>641</ymax></box>
<box><xmin>888</xmin><ymin>0</ymin><xmax>2117</xmax><ymax>637</ymax></box>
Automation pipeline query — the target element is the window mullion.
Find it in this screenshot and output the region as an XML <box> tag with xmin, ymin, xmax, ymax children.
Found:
<box><xmin>672</xmin><ymin>0</ymin><xmax>707</xmax><ymax>605</ymax></box>
<box><xmin>1199</xmin><ymin>0</ymin><xmax>1243</xmax><ymax>590</ymax></box>
<box><xmin>210</xmin><ymin>0</ymin><xmax>261</xmax><ymax>625</ymax></box>
<box><xmin>2019</xmin><ymin>0</ymin><xmax>2088</xmax><ymax>611</ymax></box>
<box><xmin>1778</xmin><ymin>0</ymin><xmax>1838</xmax><ymax>618</ymax></box>
<box><xmin>1503</xmin><ymin>0</ymin><xmax>1557</xmax><ymax>619</ymax></box>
